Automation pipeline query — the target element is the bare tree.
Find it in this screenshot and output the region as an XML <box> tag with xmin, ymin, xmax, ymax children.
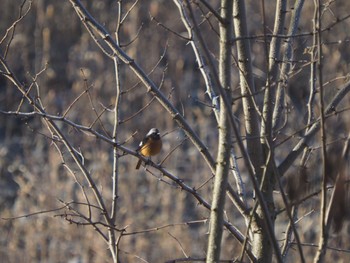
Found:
<box><xmin>1</xmin><ymin>0</ymin><xmax>350</xmax><ymax>262</ymax></box>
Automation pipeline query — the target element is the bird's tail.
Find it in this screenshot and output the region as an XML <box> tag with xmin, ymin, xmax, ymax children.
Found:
<box><xmin>135</xmin><ymin>159</ymin><xmax>142</xmax><ymax>169</ymax></box>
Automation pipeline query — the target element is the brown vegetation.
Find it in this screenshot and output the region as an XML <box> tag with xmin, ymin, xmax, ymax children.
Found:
<box><xmin>1</xmin><ymin>0</ymin><xmax>350</xmax><ymax>262</ymax></box>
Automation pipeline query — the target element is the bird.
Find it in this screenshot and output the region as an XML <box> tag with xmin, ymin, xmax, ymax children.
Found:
<box><xmin>135</xmin><ymin>128</ymin><xmax>162</xmax><ymax>169</ymax></box>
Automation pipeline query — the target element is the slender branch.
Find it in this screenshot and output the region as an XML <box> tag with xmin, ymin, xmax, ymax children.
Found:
<box><xmin>306</xmin><ymin>3</ymin><xmax>318</xmax><ymax>129</ymax></box>
<box><xmin>123</xmin><ymin>219</ymin><xmax>207</xmax><ymax>236</ymax></box>
<box><xmin>111</xmin><ymin>0</ymin><xmax>122</xmax><ymax>224</ymax></box>
<box><xmin>197</xmin><ymin>0</ymin><xmax>225</xmax><ymax>24</ymax></box>
<box><xmin>314</xmin><ymin>0</ymin><xmax>328</xmax><ymax>261</ymax></box>
<box><xmin>293</xmin><ymin>242</ymin><xmax>350</xmax><ymax>254</ymax></box>
<box><xmin>281</xmin><ymin>206</ymin><xmax>298</xmax><ymax>259</ymax></box>
<box><xmin>272</xmin><ymin>0</ymin><xmax>305</xmax><ymax>130</ymax></box>
<box><xmin>1</xmin><ymin>0</ymin><xmax>32</xmax><ymax>58</ymax></box>
<box><xmin>2</xmin><ymin>204</ymin><xmax>70</xmax><ymax>220</ymax></box>
<box><xmin>108</xmin><ymin>2</ymin><xmax>124</xmax><ymax>262</ymax></box>
<box><xmin>262</xmin><ymin>0</ymin><xmax>287</xmax><ymax>139</ymax></box>
<box><xmin>173</xmin><ymin>0</ymin><xmax>219</xmax><ymax>121</ymax></box>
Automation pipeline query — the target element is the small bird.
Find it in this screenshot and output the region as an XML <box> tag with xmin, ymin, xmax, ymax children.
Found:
<box><xmin>135</xmin><ymin>128</ymin><xmax>162</xmax><ymax>169</ymax></box>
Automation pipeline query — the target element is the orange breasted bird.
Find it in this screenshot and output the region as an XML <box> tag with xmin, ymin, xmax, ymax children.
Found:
<box><xmin>135</xmin><ymin>128</ymin><xmax>162</xmax><ymax>169</ymax></box>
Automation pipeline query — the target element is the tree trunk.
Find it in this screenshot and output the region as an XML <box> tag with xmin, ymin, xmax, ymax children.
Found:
<box><xmin>206</xmin><ymin>0</ymin><xmax>233</xmax><ymax>262</ymax></box>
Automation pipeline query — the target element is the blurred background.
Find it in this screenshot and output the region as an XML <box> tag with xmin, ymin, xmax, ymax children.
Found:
<box><xmin>1</xmin><ymin>0</ymin><xmax>350</xmax><ymax>262</ymax></box>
